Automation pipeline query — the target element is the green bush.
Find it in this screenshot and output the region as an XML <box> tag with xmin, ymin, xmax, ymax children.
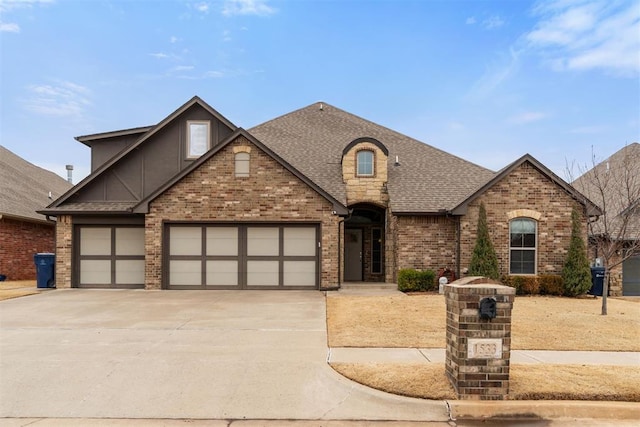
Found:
<box><xmin>397</xmin><ymin>269</ymin><xmax>436</xmax><ymax>292</ymax></box>
<box><xmin>539</xmin><ymin>275</ymin><xmax>564</xmax><ymax>296</ymax></box>
<box><xmin>562</xmin><ymin>208</ymin><xmax>592</xmax><ymax>297</ymax></box>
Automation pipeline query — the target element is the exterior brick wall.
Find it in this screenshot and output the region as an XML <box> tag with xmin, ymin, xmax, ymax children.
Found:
<box><xmin>459</xmin><ymin>162</ymin><xmax>587</xmax><ymax>277</ymax></box>
<box><xmin>0</xmin><ymin>217</ymin><xmax>55</xmax><ymax>280</ymax></box>
<box><xmin>445</xmin><ymin>282</ymin><xmax>515</xmax><ymax>400</ymax></box>
<box><xmin>146</xmin><ymin>136</ymin><xmax>341</xmax><ymax>290</ymax></box>
<box><xmin>394</xmin><ymin>215</ymin><xmax>458</xmax><ymax>275</ymax></box>
<box><xmin>54</xmin><ymin>215</ymin><xmax>73</xmax><ymax>288</ymax></box>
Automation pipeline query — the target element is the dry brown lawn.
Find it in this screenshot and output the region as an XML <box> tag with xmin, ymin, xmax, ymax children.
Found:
<box><xmin>327</xmin><ymin>292</ymin><xmax>640</xmax><ymax>401</ymax></box>
<box><xmin>0</xmin><ymin>280</ymin><xmax>40</xmax><ymax>301</ymax></box>
<box><xmin>331</xmin><ymin>363</ymin><xmax>640</xmax><ymax>402</ymax></box>
<box><xmin>327</xmin><ymin>293</ymin><xmax>640</xmax><ymax>351</ymax></box>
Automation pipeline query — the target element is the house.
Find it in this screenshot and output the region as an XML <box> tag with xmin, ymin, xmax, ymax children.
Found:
<box><xmin>0</xmin><ymin>146</ymin><xmax>72</xmax><ymax>280</ymax></box>
<box><xmin>40</xmin><ymin>97</ymin><xmax>600</xmax><ymax>290</ymax></box>
<box><xmin>572</xmin><ymin>143</ymin><xmax>640</xmax><ymax>296</ymax></box>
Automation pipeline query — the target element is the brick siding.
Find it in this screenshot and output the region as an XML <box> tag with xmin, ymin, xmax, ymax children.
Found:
<box><xmin>145</xmin><ymin>136</ymin><xmax>340</xmax><ymax>289</ymax></box>
<box><xmin>459</xmin><ymin>162</ymin><xmax>587</xmax><ymax>277</ymax></box>
<box><xmin>0</xmin><ymin>217</ymin><xmax>55</xmax><ymax>280</ymax></box>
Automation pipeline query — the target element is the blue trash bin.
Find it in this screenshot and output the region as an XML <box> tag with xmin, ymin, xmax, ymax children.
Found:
<box><xmin>34</xmin><ymin>253</ymin><xmax>56</xmax><ymax>289</ymax></box>
<box><xmin>589</xmin><ymin>266</ymin><xmax>605</xmax><ymax>296</ymax></box>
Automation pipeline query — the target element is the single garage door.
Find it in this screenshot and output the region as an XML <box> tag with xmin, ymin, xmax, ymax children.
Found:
<box><xmin>166</xmin><ymin>224</ymin><xmax>319</xmax><ymax>289</ymax></box>
<box><xmin>622</xmin><ymin>256</ymin><xmax>640</xmax><ymax>296</ymax></box>
<box><xmin>76</xmin><ymin>226</ymin><xmax>145</xmax><ymax>288</ymax></box>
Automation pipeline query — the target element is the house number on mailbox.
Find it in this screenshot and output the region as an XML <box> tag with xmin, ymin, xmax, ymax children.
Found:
<box><xmin>467</xmin><ymin>338</ymin><xmax>502</xmax><ymax>359</ymax></box>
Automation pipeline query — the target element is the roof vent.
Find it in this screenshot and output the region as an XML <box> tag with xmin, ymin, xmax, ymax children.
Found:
<box><xmin>395</xmin><ymin>155</ymin><xmax>400</xmax><ymax>166</ymax></box>
<box><xmin>65</xmin><ymin>164</ymin><xmax>74</xmax><ymax>184</ymax></box>
<box><xmin>319</xmin><ymin>102</ymin><xmax>323</xmax><ymax>111</ymax></box>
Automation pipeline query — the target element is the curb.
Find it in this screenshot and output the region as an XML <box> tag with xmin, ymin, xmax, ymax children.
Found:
<box><xmin>448</xmin><ymin>400</ymin><xmax>640</xmax><ymax>421</ymax></box>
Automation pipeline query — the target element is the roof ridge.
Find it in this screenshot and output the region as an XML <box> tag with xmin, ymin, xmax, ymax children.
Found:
<box><xmin>250</xmin><ymin>101</ymin><xmax>493</xmax><ymax>174</ymax></box>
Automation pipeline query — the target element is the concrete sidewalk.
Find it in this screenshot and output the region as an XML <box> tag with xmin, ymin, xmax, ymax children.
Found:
<box><xmin>328</xmin><ymin>347</ymin><xmax>640</xmax><ymax>366</ymax></box>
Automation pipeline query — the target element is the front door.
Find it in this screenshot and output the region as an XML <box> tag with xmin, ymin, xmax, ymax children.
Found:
<box><xmin>344</xmin><ymin>229</ymin><xmax>363</xmax><ymax>281</ymax></box>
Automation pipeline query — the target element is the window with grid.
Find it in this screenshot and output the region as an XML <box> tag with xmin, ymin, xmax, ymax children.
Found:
<box><xmin>509</xmin><ymin>218</ymin><xmax>536</xmax><ymax>274</ymax></box>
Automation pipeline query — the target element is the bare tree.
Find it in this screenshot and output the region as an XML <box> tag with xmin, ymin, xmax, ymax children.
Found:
<box><xmin>568</xmin><ymin>143</ymin><xmax>640</xmax><ymax>315</ymax></box>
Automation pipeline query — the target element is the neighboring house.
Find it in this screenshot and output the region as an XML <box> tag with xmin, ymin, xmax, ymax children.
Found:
<box><xmin>41</xmin><ymin>97</ymin><xmax>600</xmax><ymax>290</ymax></box>
<box><xmin>0</xmin><ymin>146</ymin><xmax>72</xmax><ymax>280</ymax></box>
<box><xmin>572</xmin><ymin>143</ymin><xmax>640</xmax><ymax>296</ymax></box>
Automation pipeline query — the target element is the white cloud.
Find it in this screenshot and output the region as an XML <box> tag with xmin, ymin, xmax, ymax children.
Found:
<box><xmin>170</xmin><ymin>36</ymin><xmax>178</xmax><ymax>43</ymax></box>
<box><xmin>483</xmin><ymin>15</ymin><xmax>505</xmax><ymax>29</ymax></box>
<box><xmin>526</xmin><ymin>0</ymin><xmax>640</xmax><ymax>76</ymax></box>
<box><xmin>170</xmin><ymin>65</ymin><xmax>195</xmax><ymax>73</ymax></box>
<box><xmin>466</xmin><ymin>16</ymin><xmax>476</xmax><ymax>25</ymax></box>
<box><xmin>0</xmin><ymin>0</ymin><xmax>54</xmax><ymax>33</ymax></box>
<box><xmin>223</xmin><ymin>29</ymin><xmax>231</xmax><ymax>41</ymax></box>
<box><xmin>23</xmin><ymin>80</ymin><xmax>91</xmax><ymax>118</ymax></box>
<box><xmin>508</xmin><ymin>111</ymin><xmax>548</xmax><ymax>124</ymax></box>
<box><xmin>468</xmin><ymin>47</ymin><xmax>522</xmax><ymax>99</ymax></box>
<box><xmin>222</xmin><ymin>0</ymin><xmax>275</xmax><ymax>17</ymax></box>
<box><xmin>149</xmin><ymin>52</ymin><xmax>170</xmax><ymax>59</ymax></box>
<box><xmin>0</xmin><ymin>21</ymin><xmax>19</xmax><ymax>32</ymax></box>
<box><xmin>194</xmin><ymin>2</ymin><xmax>209</xmax><ymax>13</ymax></box>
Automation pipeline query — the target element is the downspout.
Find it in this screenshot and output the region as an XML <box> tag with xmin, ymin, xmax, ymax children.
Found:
<box><xmin>456</xmin><ymin>215</ymin><xmax>461</xmax><ymax>279</ymax></box>
<box><xmin>335</xmin><ymin>209</ymin><xmax>353</xmax><ymax>290</ymax></box>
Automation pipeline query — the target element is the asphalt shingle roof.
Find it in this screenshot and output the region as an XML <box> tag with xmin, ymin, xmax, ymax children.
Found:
<box><xmin>249</xmin><ymin>102</ymin><xmax>495</xmax><ymax>213</ymax></box>
<box><xmin>0</xmin><ymin>145</ymin><xmax>72</xmax><ymax>223</ymax></box>
<box><xmin>572</xmin><ymin>142</ymin><xmax>640</xmax><ymax>239</ymax></box>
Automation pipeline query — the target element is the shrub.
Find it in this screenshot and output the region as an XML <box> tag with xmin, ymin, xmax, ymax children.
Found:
<box><xmin>562</xmin><ymin>208</ymin><xmax>592</xmax><ymax>297</ymax></box>
<box><xmin>539</xmin><ymin>275</ymin><xmax>564</xmax><ymax>296</ymax></box>
<box><xmin>398</xmin><ymin>269</ymin><xmax>436</xmax><ymax>292</ymax></box>
<box><xmin>503</xmin><ymin>275</ymin><xmax>539</xmax><ymax>295</ymax></box>
<box><xmin>468</xmin><ymin>202</ymin><xmax>500</xmax><ymax>280</ymax></box>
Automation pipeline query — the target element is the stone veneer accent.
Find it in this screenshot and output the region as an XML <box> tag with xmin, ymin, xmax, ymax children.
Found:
<box><xmin>145</xmin><ymin>135</ymin><xmax>341</xmax><ymax>290</ymax></box>
<box><xmin>445</xmin><ymin>279</ymin><xmax>515</xmax><ymax>400</ymax></box>
<box><xmin>459</xmin><ymin>161</ymin><xmax>587</xmax><ymax>277</ymax></box>
<box><xmin>342</xmin><ymin>141</ymin><xmax>389</xmax><ymax>206</ymax></box>
<box><xmin>54</xmin><ymin>215</ymin><xmax>72</xmax><ymax>288</ymax></box>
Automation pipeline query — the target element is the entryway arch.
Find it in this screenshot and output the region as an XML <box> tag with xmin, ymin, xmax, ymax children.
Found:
<box><xmin>344</xmin><ymin>203</ymin><xmax>386</xmax><ymax>282</ymax></box>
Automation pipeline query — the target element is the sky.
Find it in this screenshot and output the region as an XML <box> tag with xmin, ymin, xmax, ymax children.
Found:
<box><xmin>1</xmin><ymin>0</ymin><xmax>638</xmax><ymax>184</ymax></box>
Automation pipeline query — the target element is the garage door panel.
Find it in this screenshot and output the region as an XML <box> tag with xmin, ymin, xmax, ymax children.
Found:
<box><xmin>283</xmin><ymin>261</ymin><xmax>316</xmax><ymax>287</ymax></box>
<box><xmin>284</xmin><ymin>227</ymin><xmax>316</xmax><ymax>256</ymax></box>
<box><xmin>115</xmin><ymin>260</ymin><xmax>145</xmax><ymax>284</ymax></box>
<box><xmin>247</xmin><ymin>261</ymin><xmax>279</xmax><ymax>286</ymax></box>
<box><xmin>80</xmin><ymin>260</ymin><xmax>111</xmax><ymax>284</ymax></box>
<box><xmin>247</xmin><ymin>227</ymin><xmax>279</xmax><ymax>256</ymax></box>
<box><xmin>206</xmin><ymin>227</ymin><xmax>238</xmax><ymax>256</ymax></box>
<box><xmin>206</xmin><ymin>260</ymin><xmax>238</xmax><ymax>286</ymax></box>
<box><xmin>80</xmin><ymin>228</ymin><xmax>111</xmax><ymax>255</ymax></box>
<box><xmin>170</xmin><ymin>227</ymin><xmax>202</xmax><ymax>256</ymax></box>
<box><xmin>170</xmin><ymin>260</ymin><xmax>201</xmax><ymax>286</ymax></box>
<box><xmin>116</xmin><ymin>228</ymin><xmax>145</xmax><ymax>255</ymax></box>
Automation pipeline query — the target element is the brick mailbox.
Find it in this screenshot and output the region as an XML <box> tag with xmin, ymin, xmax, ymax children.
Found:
<box><xmin>445</xmin><ymin>277</ymin><xmax>516</xmax><ymax>400</ymax></box>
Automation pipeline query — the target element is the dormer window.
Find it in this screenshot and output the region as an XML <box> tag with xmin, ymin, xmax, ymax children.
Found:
<box><xmin>357</xmin><ymin>150</ymin><xmax>374</xmax><ymax>176</ymax></box>
<box><xmin>187</xmin><ymin>120</ymin><xmax>210</xmax><ymax>158</ymax></box>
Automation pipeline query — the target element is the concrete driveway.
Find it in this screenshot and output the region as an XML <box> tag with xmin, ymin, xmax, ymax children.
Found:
<box><xmin>0</xmin><ymin>290</ymin><xmax>448</xmax><ymax>421</ymax></box>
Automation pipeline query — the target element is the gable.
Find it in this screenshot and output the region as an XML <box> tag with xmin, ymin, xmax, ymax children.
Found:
<box><xmin>142</xmin><ymin>132</ymin><xmax>347</xmax><ymax>217</ymax></box>
<box><xmin>451</xmin><ymin>155</ymin><xmax>601</xmax><ymax>217</ymax></box>
<box><xmin>46</xmin><ymin>97</ymin><xmax>236</xmax><ymax>213</ymax></box>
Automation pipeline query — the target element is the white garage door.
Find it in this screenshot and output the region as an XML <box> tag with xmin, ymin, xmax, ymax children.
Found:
<box><xmin>77</xmin><ymin>226</ymin><xmax>145</xmax><ymax>288</ymax></box>
<box><xmin>166</xmin><ymin>224</ymin><xmax>319</xmax><ymax>289</ymax></box>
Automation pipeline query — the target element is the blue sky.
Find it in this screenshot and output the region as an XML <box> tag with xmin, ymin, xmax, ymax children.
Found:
<box><xmin>1</xmin><ymin>0</ymin><xmax>638</xmax><ymax>183</ymax></box>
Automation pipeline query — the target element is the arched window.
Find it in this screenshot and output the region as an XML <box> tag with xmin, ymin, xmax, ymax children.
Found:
<box><xmin>235</xmin><ymin>152</ymin><xmax>250</xmax><ymax>177</ymax></box>
<box><xmin>509</xmin><ymin>218</ymin><xmax>536</xmax><ymax>274</ymax></box>
<box><xmin>356</xmin><ymin>150</ymin><xmax>374</xmax><ymax>176</ymax></box>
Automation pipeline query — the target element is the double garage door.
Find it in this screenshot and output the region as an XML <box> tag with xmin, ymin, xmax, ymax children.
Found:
<box><xmin>165</xmin><ymin>224</ymin><xmax>319</xmax><ymax>289</ymax></box>
<box><xmin>76</xmin><ymin>223</ymin><xmax>320</xmax><ymax>290</ymax></box>
<box><xmin>167</xmin><ymin>224</ymin><xmax>319</xmax><ymax>289</ymax></box>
